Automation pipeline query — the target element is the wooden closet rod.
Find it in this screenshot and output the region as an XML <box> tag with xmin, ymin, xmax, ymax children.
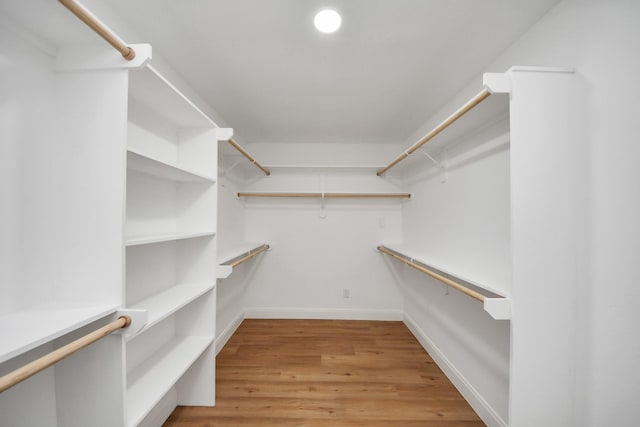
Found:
<box><xmin>228</xmin><ymin>138</ymin><xmax>271</xmax><ymax>176</ymax></box>
<box><xmin>377</xmin><ymin>246</ymin><xmax>485</xmax><ymax>302</ymax></box>
<box><xmin>377</xmin><ymin>88</ymin><xmax>492</xmax><ymax>176</ymax></box>
<box><xmin>237</xmin><ymin>192</ymin><xmax>411</xmax><ymax>199</ymax></box>
<box><xmin>0</xmin><ymin>316</ymin><xmax>131</xmax><ymax>393</ymax></box>
<box><xmin>229</xmin><ymin>244</ymin><xmax>270</xmax><ymax>268</ymax></box>
<box><xmin>59</xmin><ymin>0</ymin><xmax>135</xmax><ymax>60</ymax></box>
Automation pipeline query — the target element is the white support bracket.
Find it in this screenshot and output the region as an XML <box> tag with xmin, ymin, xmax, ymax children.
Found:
<box><xmin>223</xmin><ymin>159</ymin><xmax>243</xmax><ymax>176</ymax></box>
<box><xmin>215</xmin><ymin>128</ymin><xmax>234</xmax><ymax>142</ymax></box>
<box><xmin>483</xmin><ymin>72</ymin><xmax>511</xmax><ymax>94</ymax></box>
<box><xmin>217</xmin><ymin>265</ymin><xmax>233</xmax><ymax>279</ymax></box>
<box><xmin>319</xmin><ymin>192</ymin><xmax>327</xmax><ymax>218</ymax></box>
<box><xmin>55</xmin><ymin>43</ymin><xmax>152</xmax><ymax>71</ymax></box>
<box><xmin>110</xmin><ymin>309</ymin><xmax>147</xmax><ymax>339</ymax></box>
<box><xmin>420</xmin><ymin>150</ymin><xmax>448</xmax><ymax>183</ymax></box>
<box><xmin>483</xmin><ymin>298</ymin><xmax>512</xmax><ymax>320</ymax></box>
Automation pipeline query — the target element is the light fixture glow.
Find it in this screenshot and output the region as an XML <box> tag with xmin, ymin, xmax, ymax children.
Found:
<box><xmin>314</xmin><ymin>9</ymin><xmax>341</xmax><ymax>34</ymax></box>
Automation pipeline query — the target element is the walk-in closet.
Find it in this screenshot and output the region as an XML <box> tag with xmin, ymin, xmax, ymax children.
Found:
<box><xmin>1</xmin><ymin>1</ymin><xmax>639</xmax><ymax>426</ymax></box>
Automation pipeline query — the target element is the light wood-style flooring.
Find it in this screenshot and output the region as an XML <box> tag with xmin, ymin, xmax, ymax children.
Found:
<box><xmin>164</xmin><ymin>319</ymin><xmax>485</xmax><ymax>426</ymax></box>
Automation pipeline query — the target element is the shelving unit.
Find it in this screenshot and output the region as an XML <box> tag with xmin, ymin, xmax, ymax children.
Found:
<box><xmin>376</xmin><ymin>67</ymin><xmax>582</xmax><ymax>425</ymax></box>
<box><xmin>124</xmin><ymin>61</ymin><xmax>229</xmax><ymax>424</ymax></box>
<box><xmin>0</xmin><ymin>16</ymin><xmax>132</xmax><ymax>425</ymax></box>
<box><xmin>0</xmin><ymin>13</ymin><xmax>231</xmax><ymax>421</ymax></box>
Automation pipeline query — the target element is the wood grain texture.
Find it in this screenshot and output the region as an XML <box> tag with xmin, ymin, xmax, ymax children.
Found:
<box><xmin>164</xmin><ymin>319</ymin><xmax>485</xmax><ymax>426</ymax></box>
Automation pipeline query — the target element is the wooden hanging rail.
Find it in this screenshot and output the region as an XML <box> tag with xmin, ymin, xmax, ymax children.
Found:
<box><xmin>225</xmin><ymin>244</ymin><xmax>270</xmax><ymax>268</ymax></box>
<box><xmin>377</xmin><ymin>246</ymin><xmax>485</xmax><ymax>302</ymax></box>
<box><xmin>237</xmin><ymin>192</ymin><xmax>411</xmax><ymax>199</ymax></box>
<box><xmin>377</xmin><ymin>88</ymin><xmax>492</xmax><ymax>176</ymax></box>
<box><xmin>227</xmin><ymin>138</ymin><xmax>271</xmax><ymax>176</ymax></box>
<box><xmin>0</xmin><ymin>316</ymin><xmax>131</xmax><ymax>393</ymax></box>
<box><xmin>59</xmin><ymin>0</ymin><xmax>135</xmax><ymax>60</ymax></box>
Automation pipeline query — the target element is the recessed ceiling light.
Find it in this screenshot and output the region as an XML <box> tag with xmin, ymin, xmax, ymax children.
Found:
<box><xmin>314</xmin><ymin>9</ymin><xmax>341</xmax><ymax>34</ymax></box>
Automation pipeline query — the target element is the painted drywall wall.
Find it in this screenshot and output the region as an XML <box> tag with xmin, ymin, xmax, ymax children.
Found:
<box><xmin>400</xmin><ymin>0</ymin><xmax>640</xmax><ymax>425</ymax></box>
<box><xmin>397</xmin><ymin>117</ymin><xmax>512</xmax><ymax>426</ymax></box>
<box><xmin>233</xmin><ymin>144</ymin><xmax>405</xmax><ymax>319</ymax></box>
<box><xmin>215</xmin><ymin>166</ymin><xmax>252</xmax><ymax>349</ymax></box>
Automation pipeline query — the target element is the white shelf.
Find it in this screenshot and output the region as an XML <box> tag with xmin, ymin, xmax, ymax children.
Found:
<box><xmin>126</xmin><ymin>335</ymin><xmax>213</xmax><ymax>427</ymax></box>
<box><xmin>128</xmin><ymin>65</ymin><xmax>215</xmax><ymax>129</ymax></box>
<box><xmin>217</xmin><ymin>242</ymin><xmax>266</xmax><ymax>265</ymax></box>
<box><xmin>125</xmin><ymin>231</ymin><xmax>216</xmax><ymax>247</ymax></box>
<box><xmin>382</xmin><ymin>244</ymin><xmax>508</xmax><ymax>298</ymax></box>
<box><xmin>127</xmin><ymin>149</ymin><xmax>215</xmax><ymax>183</ymax></box>
<box><xmin>0</xmin><ymin>303</ymin><xmax>119</xmax><ymax>363</ymax></box>
<box><xmin>129</xmin><ymin>283</ymin><xmax>216</xmax><ymax>333</ymax></box>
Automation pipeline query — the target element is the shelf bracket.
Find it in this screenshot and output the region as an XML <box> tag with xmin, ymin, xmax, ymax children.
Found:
<box><xmin>215</xmin><ymin>128</ymin><xmax>234</xmax><ymax>141</ymax></box>
<box><xmin>111</xmin><ymin>309</ymin><xmax>147</xmax><ymax>338</ymax></box>
<box><xmin>319</xmin><ymin>192</ymin><xmax>327</xmax><ymax>218</ymax></box>
<box><xmin>223</xmin><ymin>159</ymin><xmax>243</xmax><ymax>176</ymax></box>
<box><xmin>483</xmin><ymin>297</ymin><xmax>512</xmax><ymax>320</ymax></box>
<box><xmin>483</xmin><ymin>72</ymin><xmax>511</xmax><ymax>94</ymax></box>
<box><xmin>420</xmin><ymin>150</ymin><xmax>448</xmax><ymax>183</ymax></box>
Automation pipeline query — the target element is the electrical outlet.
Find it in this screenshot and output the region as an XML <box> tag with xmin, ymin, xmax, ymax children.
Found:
<box><xmin>343</xmin><ymin>289</ymin><xmax>350</xmax><ymax>299</ymax></box>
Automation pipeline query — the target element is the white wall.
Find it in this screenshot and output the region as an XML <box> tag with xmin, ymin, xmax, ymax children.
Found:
<box><xmin>0</xmin><ymin>19</ymin><xmax>53</xmax><ymax>313</ymax></box>
<box><xmin>215</xmin><ymin>163</ymin><xmax>252</xmax><ymax>349</ymax></box>
<box><xmin>399</xmin><ymin>0</ymin><xmax>640</xmax><ymax>425</ymax></box>
<box><xmin>398</xmin><ymin>117</ymin><xmax>512</xmax><ymax>426</ymax></box>
<box><xmin>231</xmin><ymin>143</ymin><xmax>405</xmax><ymax>319</ymax></box>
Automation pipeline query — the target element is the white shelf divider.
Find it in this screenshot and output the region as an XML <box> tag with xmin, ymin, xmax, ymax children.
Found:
<box><xmin>128</xmin><ymin>283</ymin><xmax>216</xmax><ymax>333</ymax></box>
<box><xmin>127</xmin><ymin>149</ymin><xmax>215</xmax><ymax>183</ymax></box>
<box><xmin>0</xmin><ymin>303</ymin><xmax>119</xmax><ymax>363</ymax></box>
<box><xmin>125</xmin><ymin>231</ymin><xmax>215</xmax><ymax>247</ymax></box>
<box><xmin>126</xmin><ymin>335</ymin><xmax>213</xmax><ymax>427</ymax></box>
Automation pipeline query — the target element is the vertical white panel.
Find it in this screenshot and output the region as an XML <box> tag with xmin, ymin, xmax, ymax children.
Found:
<box><xmin>55</xmin><ymin>333</ymin><xmax>126</xmax><ymax>427</ymax></box>
<box><xmin>0</xmin><ymin>345</ymin><xmax>58</xmax><ymax>427</ymax></box>
<box><xmin>508</xmin><ymin>68</ymin><xmax>586</xmax><ymax>427</ymax></box>
<box><xmin>44</xmin><ymin>69</ymin><xmax>127</xmax><ymax>306</ymax></box>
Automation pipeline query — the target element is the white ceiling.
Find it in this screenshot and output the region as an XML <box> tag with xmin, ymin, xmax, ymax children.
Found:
<box><xmin>7</xmin><ymin>0</ymin><xmax>560</xmax><ymax>145</ymax></box>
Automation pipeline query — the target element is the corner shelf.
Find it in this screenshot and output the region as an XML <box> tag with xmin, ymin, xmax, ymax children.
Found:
<box><xmin>128</xmin><ymin>283</ymin><xmax>216</xmax><ymax>333</ymax></box>
<box><xmin>0</xmin><ymin>303</ymin><xmax>119</xmax><ymax>363</ymax></box>
<box><xmin>127</xmin><ymin>149</ymin><xmax>215</xmax><ymax>183</ymax></box>
<box><xmin>125</xmin><ymin>231</ymin><xmax>215</xmax><ymax>247</ymax></box>
<box><xmin>126</xmin><ymin>335</ymin><xmax>213</xmax><ymax>427</ymax></box>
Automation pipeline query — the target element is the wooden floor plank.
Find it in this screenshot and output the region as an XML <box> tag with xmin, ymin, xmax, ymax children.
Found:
<box><xmin>164</xmin><ymin>319</ymin><xmax>485</xmax><ymax>426</ymax></box>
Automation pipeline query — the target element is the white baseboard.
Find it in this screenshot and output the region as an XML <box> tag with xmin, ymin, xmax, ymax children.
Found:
<box><xmin>244</xmin><ymin>307</ymin><xmax>403</xmax><ymax>321</ymax></box>
<box><xmin>215</xmin><ymin>311</ymin><xmax>245</xmax><ymax>355</ymax></box>
<box><xmin>403</xmin><ymin>312</ymin><xmax>507</xmax><ymax>427</ymax></box>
